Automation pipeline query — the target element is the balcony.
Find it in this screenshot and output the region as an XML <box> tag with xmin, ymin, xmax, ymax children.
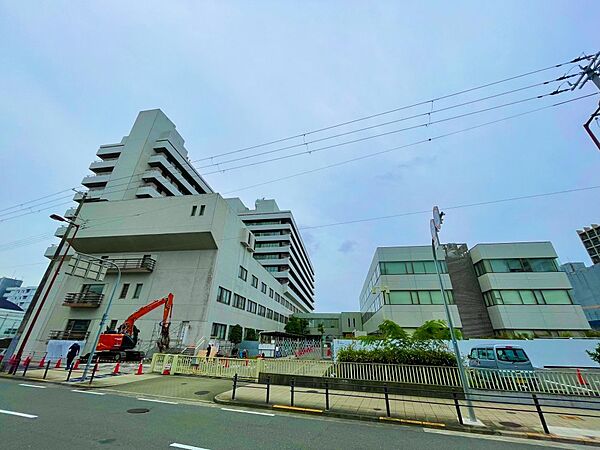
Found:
<box><xmin>48</xmin><ymin>330</ymin><xmax>90</xmax><ymax>340</ymax></box>
<box><xmin>96</xmin><ymin>144</ymin><xmax>123</xmax><ymax>160</ymax></box>
<box><xmin>135</xmin><ymin>185</ymin><xmax>162</xmax><ymax>199</ymax></box>
<box><xmin>141</xmin><ymin>169</ymin><xmax>180</xmax><ymax>196</ymax></box>
<box><xmin>63</xmin><ymin>292</ymin><xmax>104</xmax><ymax>308</ymax></box>
<box><xmin>89</xmin><ymin>159</ymin><xmax>117</xmax><ymax>174</ymax></box>
<box><xmin>81</xmin><ymin>174</ymin><xmax>110</xmax><ymax>188</ymax></box>
<box><xmin>55</xmin><ymin>226</ymin><xmax>68</xmax><ymax>238</ymax></box>
<box><xmin>64</xmin><ymin>207</ymin><xmax>77</xmax><ymax>218</ymax></box>
<box><xmin>105</xmin><ymin>257</ymin><xmax>156</xmax><ymax>273</ymax></box>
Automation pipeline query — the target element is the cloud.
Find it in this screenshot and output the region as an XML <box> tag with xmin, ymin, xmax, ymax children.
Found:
<box><xmin>338</xmin><ymin>240</ymin><xmax>357</xmax><ymax>253</ymax></box>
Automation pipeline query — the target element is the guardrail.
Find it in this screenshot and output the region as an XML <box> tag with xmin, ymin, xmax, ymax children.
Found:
<box><xmin>149</xmin><ymin>354</ymin><xmax>600</xmax><ymax>397</ymax></box>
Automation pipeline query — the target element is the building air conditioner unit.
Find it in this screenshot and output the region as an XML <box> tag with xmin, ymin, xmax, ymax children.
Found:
<box><xmin>240</xmin><ymin>229</ymin><xmax>256</xmax><ymax>253</ymax></box>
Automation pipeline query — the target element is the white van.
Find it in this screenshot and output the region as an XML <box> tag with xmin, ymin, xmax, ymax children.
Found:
<box><xmin>468</xmin><ymin>345</ymin><xmax>534</xmax><ymax>371</ymax></box>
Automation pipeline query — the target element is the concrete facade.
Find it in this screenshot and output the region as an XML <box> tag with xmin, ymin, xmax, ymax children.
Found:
<box><xmin>577</xmin><ymin>224</ymin><xmax>600</xmax><ymax>265</ymax></box>
<box><xmin>0</xmin><ymin>277</ymin><xmax>22</xmax><ymax>302</ymax></box>
<box><xmin>3</xmin><ymin>286</ymin><xmax>37</xmax><ymax>312</ymax></box>
<box><xmin>561</xmin><ymin>262</ymin><xmax>600</xmax><ymax>329</ymax></box>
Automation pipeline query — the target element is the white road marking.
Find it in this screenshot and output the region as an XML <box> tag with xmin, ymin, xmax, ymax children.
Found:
<box><xmin>221</xmin><ymin>407</ymin><xmax>275</xmax><ymax>417</ymax></box>
<box><xmin>170</xmin><ymin>443</ymin><xmax>211</xmax><ymax>450</ymax></box>
<box><xmin>71</xmin><ymin>389</ymin><xmax>106</xmax><ymax>396</ymax></box>
<box><xmin>137</xmin><ymin>397</ymin><xmax>178</xmax><ymax>405</ymax></box>
<box><xmin>0</xmin><ymin>409</ymin><xmax>37</xmax><ymax>419</ymax></box>
<box><xmin>423</xmin><ymin>428</ymin><xmax>585</xmax><ymax>449</ymax></box>
<box><xmin>19</xmin><ymin>383</ymin><xmax>47</xmax><ymax>389</ymax></box>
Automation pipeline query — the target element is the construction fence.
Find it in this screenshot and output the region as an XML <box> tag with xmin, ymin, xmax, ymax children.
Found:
<box><xmin>151</xmin><ymin>353</ymin><xmax>600</xmax><ymax>397</ymax></box>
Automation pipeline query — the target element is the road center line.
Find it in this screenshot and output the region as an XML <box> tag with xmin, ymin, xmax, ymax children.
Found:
<box><xmin>137</xmin><ymin>397</ymin><xmax>179</xmax><ymax>405</ymax></box>
<box><xmin>71</xmin><ymin>389</ymin><xmax>106</xmax><ymax>396</ymax></box>
<box><xmin>221</xmin><ymin>407</ymin><xmax>275</xmax><ymax>417</ymax></box>
<box><xmin>19</xmin><ymin>383</ymin><xmax>47</xmax><ymax>389</ymax></box>
<box><xmin>0</xmin><ymin>409</ymin><xmax>37</xmax><ymax>419</ymax></box>
<box><xmin>170</xmin><ymin>443</ymin><xmax>211</xmax><ymax>450</ymax></box>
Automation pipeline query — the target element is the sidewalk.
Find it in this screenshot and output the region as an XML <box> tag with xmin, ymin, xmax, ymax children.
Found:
<box><xmin>215</xmin><ymin>383</ymin><xmax>600</xmax><ymax>445</ymax></box>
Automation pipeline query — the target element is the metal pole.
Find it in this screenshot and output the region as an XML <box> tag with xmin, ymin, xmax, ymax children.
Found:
<box><xmin>80</xmin><ymin>255</ymin><xmax>121</xmax><ymax>381</ymax></box>
<box><xmin>2</xmin><ymin>194</ymin><xmax>87</xmax><ymax>371</ymax></box>
<box><xmin>432</xmin><ymin>240</ymin><xmax>478</xmax><ymax>423</ymax></box>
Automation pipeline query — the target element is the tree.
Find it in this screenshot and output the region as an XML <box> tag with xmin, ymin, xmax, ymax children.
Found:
<box><xmin>285</xmin><ymin>317</ymin><xmax>309</xmax><ymax>335</ymax></box>
<box><xmin>317</xmin><ymin>323</ymin><xmax>325</xmax><ymax>336</ymax></box>
<box><xmin>358</xmin><ymin>320</ymin><xmax>408</xmax><ymax>346</ymax></box>
<box><xmin>245</xmin><ymin>328</ymin><xmax>258</xmax><ymax>341</ymax></box>
<box><xmin>228</xmin><ymin>324</ymin><xmax>243</xmax><ymax>345</ymax></box>
<box><xmin>587</xmin><ymin>343</ymin><xmax>600</xmax><ymax>364</ymax></box>
<box><xmin>412</xmin><ymin>320</ymin><xmax>462</xmax><ymax>341</ymax></box>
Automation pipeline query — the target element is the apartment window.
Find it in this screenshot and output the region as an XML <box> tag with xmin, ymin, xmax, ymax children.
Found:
<box><xmin>275</xmin><ymin>293</ymin><xmax>281</xmax><ymax>304</ymax></box>
<box><xmin>265</xmin><ymin>267</ymin><xmax>278</xmax><ymax>273</ymax></box>
<box><xmin>216</xmin><ymin>286</ymin><xmax>232</xmax><ymax>305</ymax></box>
<box><xmin>261</xmin><ymin>282</ymin><xmax>267</xmax><ymax>294</ymax></box>
<box><xmin>81</xmin><ymin>284</ymin><xmax>104</xmax><ymax>295</ymax></box>
<box><xmin>119</xmin><ymin>283</ymin><xmax>130</xmax><ymax>299</ymax></box>
<box><xmin>232</xmin><ymin>294</ymin><xmax>246</xmax><ymax>310</ymax></box>
<box><xmin>108</xmin><ymin>319</ymin><xmax>118</xmax><ymax>330</ymax></box>
<box><xmin>247</xmin><ymin>300</ymin><xmax>257</xmax><ymax>314</ymax></box>
<box><xmin>199</xmin><ymin>205</ymin><xmax>206</xmax><ymax>216</ymax></box>
<box><xmin>191</xmin><ymin>205</ymin><xmax>197</xmax><ymax>216</ymax></box>
<box><xmin>211</xmin><ymin>323</ymin><xmax>227</xmax><ymax>339</ymax></box>
<box><xmin>266</xmin><ymin>309</ymin><xmax>273</xmax><ymax>319</ymax></box>
<box><xmin>257</xmin><ymin>305</ymin><xmax>266</xmax><ymax>317</ymax></box>
<box><xmin>251</xmin><ymin>275</ymin><xmax>258</xmax><ymax>288</ymax></box>
<box><xmin>269</xmin><ymin>288</ymin><xmax>274</xmax><ymax>298</ymax></box>
<box><xmin>132</xmin><ymin>283</ymin><xmax>143</xmax><ymax>299</ymax></box>
<box><xmin>238</xmin><ymin>266</ymin><xmax>248</xmax><ymax>281</ymax></box>
<box><xmin>65</xmin><ymin>319</ymin><xmax>91</xmax><ymax>335</ymax></box>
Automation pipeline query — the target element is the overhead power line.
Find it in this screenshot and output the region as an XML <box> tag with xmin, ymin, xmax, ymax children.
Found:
<box><xmin>204</xmin><ymin>87</ymin><xmax>575</xmax><ymax>175</ymax></box>
<box><xmin>193</xmin><ymin>54</ymin><xmax>594</xmax><ymax>163</ymax></box>
<box><xmin>224</xmin><ymin>92</ymin><xmax>599</xmax><ymax>194</ymax></box>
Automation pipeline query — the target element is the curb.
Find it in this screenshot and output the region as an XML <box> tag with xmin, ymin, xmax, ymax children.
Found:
<box><xmin>213</xmin><ymin>395</ymin><xmax>600</xmax><ymax>447</ymax></box>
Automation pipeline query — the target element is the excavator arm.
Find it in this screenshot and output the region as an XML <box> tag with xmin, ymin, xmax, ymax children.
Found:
<box><xmin>120</xmin><ymin>293</ymin><xmax>174</xmax><ymax>336</ymax></box>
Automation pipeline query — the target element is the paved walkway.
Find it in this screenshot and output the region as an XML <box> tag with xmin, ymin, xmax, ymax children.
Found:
<box><xmin>216</xmin><ymin>383</ymin><xmax>600</xmax><ymax>443</ymax></box>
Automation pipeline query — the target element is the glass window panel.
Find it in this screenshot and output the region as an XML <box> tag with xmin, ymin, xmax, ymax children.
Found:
<box><xmin>507</xmin><ymin>259</ymin><xmax>524</xmax><ymax>272</ymax></box>
<box><xmin>410</xmin><ymin>291</ymin><xmax>419</xmax><ymax>304</ymax></box>
<box><xmin>383</xmin><ymin>262</ymin><xmax>409</xmax><ymax>274</ymax></box>
<box><xmin>490</xmin><ymin>259</ymin><xmax>510</xmax><ymax>272</ymax></box>
<box><xmin>388</xmin><ymin>291</ymin><xmax>412</xmax><ymax>304</ymax></box>
<box><xmin>423</xmin><ymin>261</ymin><xmax>437</xmax><ymax>274</ymax></box>
<box><xmin>501</xmin><ymin>290</ymin><xmax>522</xmax><ymax>304</ymax></box>
<box><xmin>430</xmin><ymin>290</ymin><xmax>443</xmax><ymax>304</ymax></box>
<box><xmin>519</xmin><ymin>290</ymin><xmax>537</xmax><ymax>304</ymax></box>
<box><xmin>417</xmin><ymin>291</ymin><xmax>432</xmax><ymax>304</ymax></box>
<box><xmin>528</xmin><ymin>259</ymin><xmax>557</xmax><ymax>272</ymax></box>
<box><xmin>534</xmin><ymin>290</ymin><xmax>545</xmax><ymax>304</ymax></box>
<box><xmin>542</xmin><ymin>290</ymin><xmax>572</xmax><ymax>304</ymax></box>
<box><xmin>446</xmin><ymin>290</ymin><xmax>454</xmax><ymax>304</ymax></box>
<box><xmin>412</xmin><ymin>261</ymin><xmax>426</xmax><ymax>274</ymax></box>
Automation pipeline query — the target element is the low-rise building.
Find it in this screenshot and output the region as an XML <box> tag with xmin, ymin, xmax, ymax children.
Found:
<box><xmin>3</xmin><ymin>286</ymin><xmax>37</xmax><ymax>312</ymax></box>
<box><xmin>293</xmin><ymin>312</ymin><xmax>364</xmax><ymax>339</ymax></box>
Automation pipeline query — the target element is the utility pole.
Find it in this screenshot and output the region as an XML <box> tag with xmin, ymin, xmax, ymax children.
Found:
<box><xmin>571</xmin><ymin>52</ymin><xmax>600</xmax><ymax>151</ymax></box>
<box><xmin>1</xmin><ymin>193</ymin><xmax>87</xmax><ymax>372</ymax></box>
<box><xmin>430</xmin><ymin>207</ymin><xmax>479</xmax><ymax>425</ymax></box>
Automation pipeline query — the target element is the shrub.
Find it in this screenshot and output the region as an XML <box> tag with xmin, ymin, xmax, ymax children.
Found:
<box><xmin>337</xmin><ymin>342</ymin><xmax>457</xmax><ymax>367</ymax></box>
<box><xmin>587</xmin><ymin>344</ymin><xmax>600</xmax><ymax>364</ymax></box>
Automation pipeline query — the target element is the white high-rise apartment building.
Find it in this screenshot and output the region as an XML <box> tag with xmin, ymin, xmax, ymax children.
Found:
<box><xmin>577</xmin><ymin>224</ymin><xmax>600</xmax><ymax>265</ymax></box>
<box><xmin>18</xmin><ymin>109</ymin><xmax>314</xmax><ymax>357</ymax></box>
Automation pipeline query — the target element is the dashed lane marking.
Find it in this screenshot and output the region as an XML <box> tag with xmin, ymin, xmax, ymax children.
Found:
<box><xmin>71</xmin><ymin>389</ymin><xmax>106</xmax><ymax>396</ymax></box>
<box><xmin>19</xmin><ymin>383</ymin><xmax>47</xmax><ymax>389</ymax></box>
<box><xmin>137</xmin><ymin>397</ymin><xmax>179</xmax><ymax>405</ymax></box>
<box><xmin>170</xmin><ymin>443</ymin><xmax>211</xmax><ymax>450</ymax></box>
<box><xmin>0</xmin><ymin>409</ymin><xmax>37</xmax><ymax>419</ymax></box>
<box><xmin>221</xmin><ymin>407</ymin><xmax>275</xmax><ymax>417</ymax></box>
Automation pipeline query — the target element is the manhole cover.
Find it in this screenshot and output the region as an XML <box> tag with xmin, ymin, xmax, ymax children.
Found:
<box><xmin>499</xmin><ymin>421</ymin><xmax>522</xmax><ymax>428</ymax></box>
<box><xmin>306</xmin><ymin>390</ymin><xmax>319</xmax><ymax>394</ymax></box>
<box><xmin>127</xmin><ymin>408</ymin><xmax>150</xmax><ymax>414</ymax></box>
<box><xmin>195</xmin><ymin>391</ymin><xmax>210</xmax><ymax>395</ymax></box>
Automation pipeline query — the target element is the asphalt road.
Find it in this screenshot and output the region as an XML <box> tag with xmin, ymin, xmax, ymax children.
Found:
<box><xmin>0</xmin><ymin>378</ymin><xmax>582</xmax><ymax>450</ymax></box>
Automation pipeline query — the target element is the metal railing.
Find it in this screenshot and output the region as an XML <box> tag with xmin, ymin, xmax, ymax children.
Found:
<box><xmin>105</xmin><ymin>257</ymin><xmax>156</xmax><ymax>272</ymax></box>
<box><xmin>48</xmin><ymin>330</ymin><xmax>90</xmax><ymax>340</ymax></box>
<box><xmin>63</xmin><ymin>292</ymin><xmax>104</xmax><ymax>307</ymax></box>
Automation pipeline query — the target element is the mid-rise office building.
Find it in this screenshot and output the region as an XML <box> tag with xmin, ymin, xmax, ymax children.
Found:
<box><xmin>0</xmin><ymin>277</ymin><xmax>22</xmax><ymax>302</ymax></box>
<box><xmin>3</xmin><ymin>286</ymin><xmax>37</xmax><ymax>312</ymax></box>
<box><xmin>359</xmin><ymin>242</ymin><xmax>591</xmax><ymax>338</ymax></box>
<box><xmin>293</xmin><ymin>312</ymin><xmax>364</xmax><ymax>339</ymax></box>
<box><xmin>16</xmin><ymin>109</ymin><xmax>314</xmax><ymax>357</ymax></box>
<box><xmin>561</xmin><ymin>262</ymin><xmax>600</xmax><ymax>329</ymax></box>
<box><xmin>577</xmin><ymin>224</ymin><xmax>600</xmax><ymax>265</ymax></box>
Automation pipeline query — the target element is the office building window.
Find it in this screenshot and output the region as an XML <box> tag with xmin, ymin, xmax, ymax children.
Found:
<box><xmin>269</xmin><ymin>288</ymin><xmax>274</xmax><ymax>298</ymax></box>
<box><xmin>199</xmin><ymin>205</ymin><xmax>206</xmax><ymax>216</ymax></box>
<box><xmin>211</xmin><ymin>323</ymin><xmax>227</xmax><ymax>339</ymax></box>
<box><xmin>239</xmin><ymin>266</ymin><xmax>248</xmax><ymax>281</ymax></box>
<box><xmin>387</xmin><ymin>290</ymin><xmax>454</xmax><ymax>305</ymax></box>
<box><xmin>380</xmin><ymin>260</ymin><xmax>447</xmax><ymax>275</ymax></box>
<box><xmin>261</xmin><ymin>282</ymin><xmax>267</xmax><ymax>294</ymax></box>
<box><xmin>119</xmin><ymin>283</ymin><xmax>130</xmax><ymax>299</ymax></box>
<box><xmin>132</xmin><ymin>283</ymin><xmax>143</xmax><ymax>299</ymax></box>
<box><xmin>273</xmin><ymin>312</ymin><xmax>280</xmax><ymax>322</ymax></box>
<box><xmin>266</xmin><ymin>309</ymin><xmax>273</xmax><ymax>319</ymax></box>
<box><xmin>247</xmin><ymin>300</ymin><xmax>257</xmax><ymax>314</ymax></box>
<box><xmin>483</xmin><ymin>289</ymin><xmax>572</xmax><ymax>306</ymax></box>
<box><xmin>258</xmin><ymin>305</ymin><xmax>266</xmax><ymax>317</ymax></box>
<box><xmin>251</xmin><ymin>275</ymin><xmax>258</xmax><ymax>288</ymax></box>
<box><xmin>474</xmin><ymin>258</ymin><xmax>558</xmax><ymax>276</ymax></box>
<box><xmin>232</xmin><ymin>294</ymin><xmax>246</xmax><ymax>310</ymax></box>
<box><xmin>191</xmin><ymin>205</ymin><xmax>197</xmax><ymax>216</ymax></box>
<box><xmin>216</xmin><ymin>287</ymin><xmax>232</xmax><ymax>305</ymax></box>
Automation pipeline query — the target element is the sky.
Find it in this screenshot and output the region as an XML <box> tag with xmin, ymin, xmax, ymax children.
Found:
<box><xmin>1</xmin><ymin>1</ymin><xmax>599</xmax><ymax>312</ymax></box>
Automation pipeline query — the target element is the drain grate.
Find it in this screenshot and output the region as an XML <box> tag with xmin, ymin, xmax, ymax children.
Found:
<box><xmin>127</xmin><ymin>408</ymin><xmax>150</xmax><ymax>414</ymax></box>
<box><xmin>195</xmin><ymin>390</ymin><xmax>210</xmax><ymax>395</ymax></box>
<box><xmin>499</xmin><ymin>421</ymin><xmax>522</xmax><ymax>428</ymax></box>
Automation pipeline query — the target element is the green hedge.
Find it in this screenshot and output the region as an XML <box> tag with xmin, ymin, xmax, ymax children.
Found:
<box><xmin>337</xmin><ymin>344</ymin><xmax>457</xmax><ymax>367</ymax></box>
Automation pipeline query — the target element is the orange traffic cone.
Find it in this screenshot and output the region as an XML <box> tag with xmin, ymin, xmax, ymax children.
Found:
<box><xmin>55</xmin><ymin>358</ymin><xmax>62</xmax><ymax>369</ymax></box>
<box><xmin>577</xmin><ymin>368</ymin><xmax>588</xmax><ymax>385</ymax></box>
<box><xmin>38</xmin><ymin>356</ymin><xmax>46</xmax><ymax>368</ymax></box>
<box><xmin>112</xmin><ymin>362</ymin><xmax>120</xmax><ymax>374</ymax></box>
<box><xmin>136</xmin><ymin>362</ymin><xmax>143</xmax><ymax>375</ymax></box>
<box><xmin>73</xmin><ymin>359</ymin><xmax>80</xmax><ymax>370</ymax></box>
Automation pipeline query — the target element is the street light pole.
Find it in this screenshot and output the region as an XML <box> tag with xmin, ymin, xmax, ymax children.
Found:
<box><xmin>430</xmin><ymin>207</ymin><xmax>478</xmax><ymax>424</ymax></box>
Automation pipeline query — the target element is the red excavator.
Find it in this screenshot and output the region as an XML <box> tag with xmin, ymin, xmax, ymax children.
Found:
<box><xmin>91</xmin><ymin>293</ymin><xmax>174</xmax><ymax>362</ymax></box>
